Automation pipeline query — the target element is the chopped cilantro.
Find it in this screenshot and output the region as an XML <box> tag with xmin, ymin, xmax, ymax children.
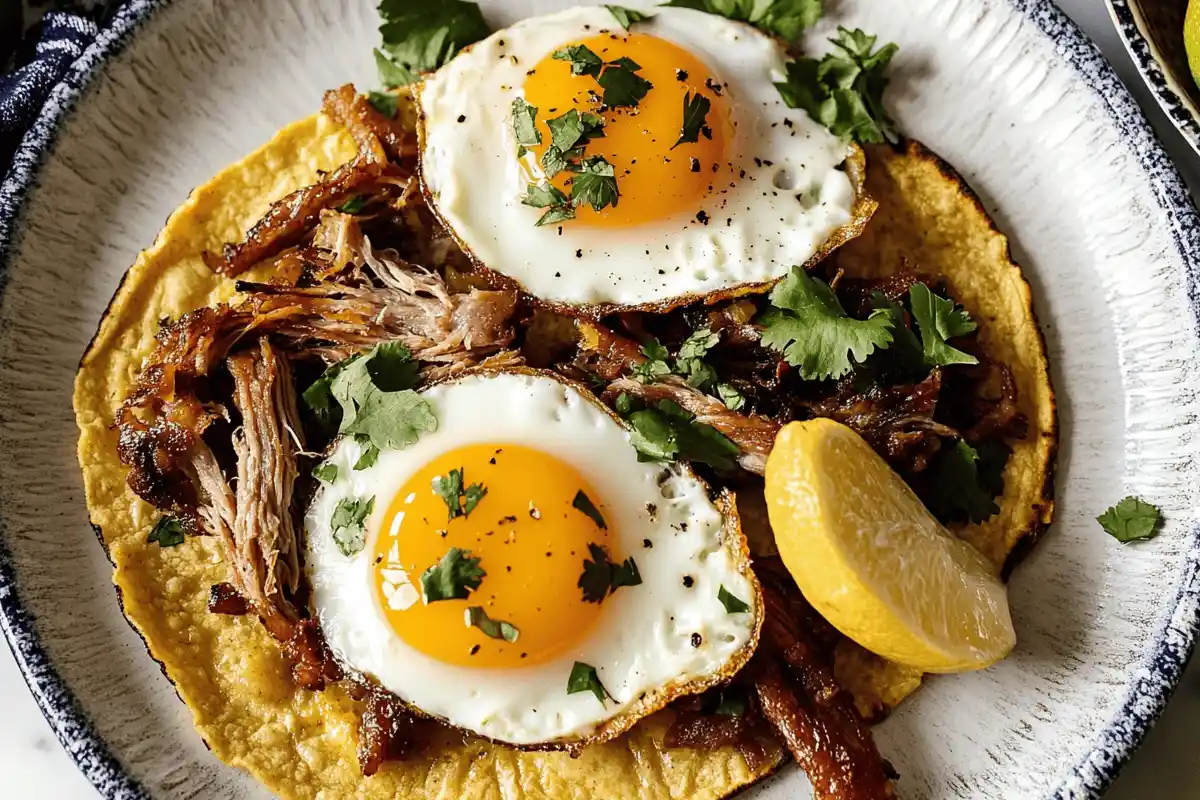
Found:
<box><xmin>432</xmin><ymin>468</ymin><xmax>488</xmax><ymax>521</ymax></box>
<box><xmin>567</xmin><ymin>661</ymin><xmax>612</xmax><ymax>705</ymax></box>
<box><xmin>597</xmin><ymin>56</ymin><xmax>654</xmax><ymax>108</ymax></box>
<box><xmin>421</xmin><ymin>547</ymin><xmax>486</xmax><ymax>602</ymax></box>
<box><xmin>774</xmin><ymin>27</ymin><xmax>899</xmax><ymax>144</ymax></box>
<box><xmin>466</xmin><ymin>606</ymin><xmax>520</xmax><ymax>642</ymax></box>
<box><xmin>908</xmin><ymin>283</ymin><xmax>978</xmax><ymax>367</ymax></box>
<box><xmin>354</xmin><ymin>435</ymin><xmax>381</xmax><ymax>470</ymax></box>
<box><xmin>572</xmin><ymin>490</ymin><xmax>609</xmax><ymax>530</ymax></box>
<box><xmin>865</xmin><ymin>292</ymin><xmax>926</xmax><ymax>381</ymax></box>
<box><xmin>331</xmin><ymin>496</ymin><xmax>374</xmax><ymax>557</ymax></box>
<box><xmin>717</xmin><ymin>383</ymin><xmax>745</xmax><ymax>411</ymax></box>
<box><xmin>303</xmin><ymin>342</ymin><xmax>436</xmax><ymax>452</ymax></box>
<box><xmin>718</xmin><ymin>585</ymin><xmax>750</xmax><ymax>614</ymax></box>
<box><xmin>631</xmin><ymin>338</ymin><xmax>673</xmax><ymax>382</ymax></box>
<box><xmin>553</xmin><ymin>44</ymin><xmax>604</xmax><ymax>77</ymax></box>
<box><xmin>572</xmin><ymin>156</ymin><xmax>620</xmax><ymax>212</ymax></box>
<box><xmin>663</xmin><ymin>0</ymin><xmax>822</xmax><ymax>41</ymax></box>
<box><xmin>925</xmin><ymin>441</ymin><xmax>1000</xmax><ymax>525</ymax></box>
<box><xmin>314</xmin><ymin>463</ymin><xmax>339</xmax><ymax>483</ymax></box>
<box><xmin>578</xmin><ymin>543</ymin><xmax>642</xmax><ymax>603</ymax></box>
<box><xmin>606</xmin><ymin>5</ymin><xmax>654</xmax><ymax>29</ymax></box>
<box><xmin>673</xmin><ymin>91</ymin><xmax>712</xmax><ymax>149</ymax></box>
<box><xmin>621</xmin><ymin>398</ymin><xmax>740</xmax><ymax>471</ymax></box>
<box><xmin>759</xmin><ymin>266</ymin><xmax>894</xmax><ymax>381</ymax></box>
<box><xmin>366</xmin><ymin>90</ymin><xmax>400</xmax><ymax>120</ymax></box>
<box><xmin>543</xmin><ymin>109</ymin><xmax>606</xmax><ymax>177</ymax></box>
<box><xmin>377</xmin><ymin>0</ymin><xmax>490</xmax><ymax>78</ymax></box>
<box><xmin>523</xmin><ymin>181</ymin><xmax>576</xmax><ymax>226</ymax></box>
<box><xmin>1098</xmin><ymin>497</ymin><xmax>1162</xmax><ymax>543</ymax></box>
<box><xmin>147</xmin><ymin>517</ymin><xmax>185</xmax><ymax>548</ymax></box>
<box><xmin>511</xmin><ymin>97</ymin><xmax>542</xmax><ymax>156</ymax></box>
<box><xmin>337</xmin><ymin>195</ymin><xmax>367</xmax><ymax>214</ymax></box>
<box><xmin>678</xmin><ymin>329</ymin><xmax>720</xmax><ymax>360</ymax></box>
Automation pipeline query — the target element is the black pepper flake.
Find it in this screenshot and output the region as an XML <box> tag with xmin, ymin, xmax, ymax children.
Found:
<box><xmin>506</xmin><ymin>566</ymin><xmax>512</xmax><ymax>572</ymax></box>
<box><xmin>521</xmin><ymin>652</ymin><xmax>528</xmax><ymax>659</ymax></box>
<box><xmin>704</xmin><ymin>77</ymin><xmax>723</xmax><ymax>96</ymax></box>
<box><xmin>575</xmin><ymin>249</ymin><xmax>583</xmax><ymax>258</ymax></box>
<box><xmin>546</xmin><ymin>551</ymin><xmax>553</xmax><ymax>557</ymax></box>
<box><xmin>680</xmin><ymin>522</ymin><xmax>689</xmax><ymax>531</ymax></box>
<box><xmin>555</xmin><ymin>271</ymin><xmax>561</xmax><ymax>277</ymax></box>
<box><xmin>457</xmin><ymin>114</ymin><xmax>466</xmax><ymax>123</ymax></box>
<box><xmin>499</xmin><ymin>515</ymin><xmax>518</xmax><ymax>525</ymax></box>
<box><xmin>657</xmin><ymin>268</ymin><xmax>666</xmax><ymax>275</ymax></box>
<box><xmin>696</xmin><ymin>210</ymin><xmax>710</xmax><ymax>225</ymax></box>
<box><xmin>783</xmin><ymin>118</ymin><xmax>794</xmax><ymax>128</ymax></box>
<box><xmin>489</xmin><ymin>457</ymin><xmax>497</xmax><ymax>464</ymax></box>
<box><xmin>691</xmin><ymin>633</ymin><xmax>702</xmax><ymax>648</ymax></box>
<box><xmin>438</xmin><ymin>529</ymin><xmax>448</xmax><ymax>538</ymax></box>
<box><xmin>682</xmin><ymin>575</ymin><xmax>694</xmax><ymax>588</ymax></box>
<box><xmin>470</xmin><ymin>644</ymin><xmax>481</xmax><ymax>655</ymax></box>
<box><xmin>689</xmin><ymin>157</ymin><xmax>701</xmax><ymax>173</ymax></box>
<box><xmin>643</xmin><ymin>538</ymin><xmax>653</xmax><ymax>548</ymax></box>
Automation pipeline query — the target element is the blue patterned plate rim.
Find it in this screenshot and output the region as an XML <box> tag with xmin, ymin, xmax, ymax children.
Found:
<box><xmin>0</xmin><ymin>1</ymin><xmax>1197</xmax><ymax>798</ymax></box>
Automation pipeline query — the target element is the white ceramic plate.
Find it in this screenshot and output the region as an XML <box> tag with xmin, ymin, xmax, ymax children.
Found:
<box><xmin>1</xmin><ymin>0</ymin><xmax>1198</xmax><ymax>797</ymax></box>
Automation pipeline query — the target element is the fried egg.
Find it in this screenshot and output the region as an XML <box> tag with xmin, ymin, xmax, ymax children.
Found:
<box><xmin>418</xmin><ymin>5</ymin><xmax>860</xmax><ymax>311</ymax></box>
<box><xmin>305</xmin><ymin>369</ymin><xmax>761</xmax><ymax>746</ymax></box>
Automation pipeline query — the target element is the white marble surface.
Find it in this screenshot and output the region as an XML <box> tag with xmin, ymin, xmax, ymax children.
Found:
<box><xmin>1</xmin><ymin>0</ymin><xmax>1199</xmax><ymax>797</ymax></box>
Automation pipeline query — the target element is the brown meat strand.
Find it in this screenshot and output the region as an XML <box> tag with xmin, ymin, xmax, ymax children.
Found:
<box><xmin>227</xmin><ymin>339</ymin><xmax>304</xmax><ymax>640</ymax></box>
<box><xmin>358</xmin><ymin>690</ymin><xmax>425</xmax><ymax>776</ymax></box>
<box><xmin>322</xmin><ymin>84</ymin><xmax>414</xmax><ymax>165</ymax></box>
<box><xmin>207</xmin><ymin>583</ymin><xmax>251</xmax><ymax>616</ymax></box>
<box><xmin>202</xmin><ymin>156</ymin><xmax>384</xmax><ymax>278</ymax></box>
<box><xmin>608</xmin><ymin>375</ymin><xmax>781</xmax><ymax>474</ymax></box>
<box><xmin>283</xmin><ymin>619</ymin><xmax>343</xmax><ymax>691</ymax></box>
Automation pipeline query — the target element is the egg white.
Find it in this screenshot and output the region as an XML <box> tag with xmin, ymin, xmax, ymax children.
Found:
<box><xmin>305</xmin><ymin>370</ymin><xmax>759</xmax><ymax>745</ymax></box>
<box><xmin>418</xmin><ymin>4</ymin><xmax>857</xmax><ymax>310</ymax></box>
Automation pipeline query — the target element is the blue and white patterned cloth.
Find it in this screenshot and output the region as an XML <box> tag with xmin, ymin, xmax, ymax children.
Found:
<box><xmin>1</xmin><ymin>11</ymin><xmax>101</xmax><ymax>169</ymax></box>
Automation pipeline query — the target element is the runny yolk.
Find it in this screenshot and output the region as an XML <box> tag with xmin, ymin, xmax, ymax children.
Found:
<box><xmin>372</xmin><ymin>443</ymin><xmax>611</xmax><ymax>668</ymax></box>
<box><xmin>522</xmin><ymin>32</ymin><xmax>733</xmax><ymax>228</ymax></box>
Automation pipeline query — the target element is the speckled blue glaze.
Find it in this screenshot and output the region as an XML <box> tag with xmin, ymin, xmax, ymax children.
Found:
<box><xmin>0</xmin><ymin>1</ymin><xmax>1198</xmax><ymax>798</ymax></box>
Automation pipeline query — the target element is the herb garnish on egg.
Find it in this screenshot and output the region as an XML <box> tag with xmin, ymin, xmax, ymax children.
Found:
<box><xmin>673</xmin><ymin>91</ymin><xmax>713</xmax><ymax>149</ymax></box>
<box><xmin>543</xmin><ymin>109</ymin><xmax>606</xmax><ymax>177</ymax></box>
<box><xmin>421</xmin><ymin>546</ymin><xmax>486</xmax><ymax>602</ymax></box>
<box><xmin>432</xmin><ymin>467</ymin><xmax>488</xmax><ymax>520</ymax></box>
<box><xmin>466</xmin><ymin>606</ymin><xmax>520</xmax><ymax>642</ymax></box>
<box><xmin>718</xmin><ymin>584</ymin><xmax>751</xmax><ymax>614</ymax></box>
<box><xmin>313</xmin><ymin>463</ymin><xmax>339</xmax><ymax>483</ymax></box>
<box><xmin>551</xmin><ymin>45</ymin><xmax>655</xmax><ymax>108</ymax></box>
<box><xmin>331</xmin><ymin>496</ymin><xmax>375</xmax><ymax>556</ymax></box>
<box><xmin>567</xmin><ymin>661</ymin><xmax>613</xmax><ymax>705</ymax></box>
<box><xmin>578</xmin><ymin>543</ymin><xmax>643</xmax><ymax>603</ymax></box>
<box><xmin>511</xmin><ymin>97</ymin><xmax>542</xmax><ymax>157</ymax></box>
<box><xmin>571</xmin><ymin>489</ymin><xmax>608</xmax><ymax>530</ymax></box>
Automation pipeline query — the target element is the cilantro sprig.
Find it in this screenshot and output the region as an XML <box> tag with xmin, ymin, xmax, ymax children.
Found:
<box><xmin>759</xmin><ymin>267</ymin><xmax>894</xmax><ymax>381</ymax></box>
<box><xmin>579</xmin><ymin>543</ymin><xmax>642</xmax><ymax>603</ymax></box>
<box><xmin>616</xmin><ymin>395</ymin><xmax>741</xmax><ymax>471</ymax></box>
<box><xmin>775</xmin><ymin>27</ymin><xmax>899</xmax><ymax>145</ymax></box>
<box><xmin>663</xmin><ymin>0</ymin><xmax>822</xmax><ymax>41</ymax></box>
<box><xmin>466</xmin><ymin>606</ymin><xmax>520</xmax><ymax>642</ymax></box>
<box><xmin>376</xmin><ymin>0</ymin><xmax>490</xmax><ymax>87</ymax></box>
<box><xmin>331</xmin><ymin>496</ymin><xmax>375</xmax><ymax>556</ymax></box>
<box><xmin>1098</xmin><ymin>497</ymin><xmax>1162</xmax><ymax>543</ymax></box>
<box><xmin>432</xmin><ymin>468</ymin><xmax>488</xmax><ymax>521</ymax></box>
<box><xmin>422</xmin><ymin>547</ymin><xmax>486</xmax><ymax>602</ymax></box>
<box><xmin>631</xmin><ymin>330</ymin><xmax>744</xmax><ymax>410</ymax></box>
<box><xmin>567</xmin><ymin>661</ymin><xmax>612</xmax><ymax>705</ymax></box>
<box><xmin>909</xmin><ymin>283</ymin><xmax>978</xmax><ymax>367</ymax></box>
<box><xmin>302</xmin><ymin>341</ymin><xmax>436</xmax><ymax>452</ymax></box>
<box><xmin>147</xmin><ymin>517</ymin><xmax>185</xmax><ymax>548</ymax></box>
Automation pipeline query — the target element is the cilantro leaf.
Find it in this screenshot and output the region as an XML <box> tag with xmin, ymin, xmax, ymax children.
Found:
<box><xmin>378</xmin><ymin>0</ymin><xmax>490</xmax><ymax>76</ymax></box>
<box><xmin>547</xmin><ymin>109</ymin><xmax>605</xmax><ymax>152</ymax></box>
<box><xmin>673</xmin><ymin>92</ymin><xmax>712</xmax><ymax>149</ymax></box>
<box><xmin>908</xmin><ymin>283</ymin><xmax>978</xmax><ymax>367</ymax></box>
<box><xmin>572</xmin><ymin>490</ymin><xmax>608</xmax><ymax>530</ymax></box>
<box><xmin>678</xmin><ymin>330</ymin><xmax>720</xmax><ymax>360</ymax></box>
<box><xmin>374</xmin><ymin>49</ymin><xmax>416</xmax><ymax>89</ymax></box>
<box><xmin>536</xmin><ymin>205</ymin><xmax>578</xmax><ymax>227</ymax></box>
<box><xmin>578</xmin><ymin>543</ymin><xmax>642</xmax><ymax>603</ymax></box>
<box><xmin>147</xmin><ymin>517</ymin><xmax>185</xmax><ymax>548</ymax></box>
<box><xmin>337</xmin><ymin>195</ymin><xmax>367</xmax><ymax>214</ymax></box>
<box><xmin>717</xmin><ymin>383</ymin><xmax>745</xmax><ymax>411</ymax></box>
<box><xmin>567</xmin><ymin>661</ymin><xmax>612</xmax><ymax>705</ymax></box>
<box><xmin>302</xmin><ymin>353</ymin><xmax>361</xmax><ymax>430</ymax></box>
<box><xmin>598</xmin><ymin>56</ymin><xmax>654</xmax><ymax>108</ymax></box>
<box><xmin>340</xmin><ymin>387</ymin><xmax>437</xmax><ymax>451</ymax></box>
<box><xmin>864</xmin><ymin>292</ymin><xmax>926</xmax><ymax>381</ymax></box>
<box><xmin>553</xmin><ymin>44</ymin><xmax>604</xmax><ymax>77</ymax></box>
<box><xmin>774</xmin><ymin>27</ymin><xmax>899</xmax><ymax>144</ymax></box>
<box><xmin>606</xmin><ymin>5</ymin><xmax>654</xmax><ymax>29</ymax></box>
<box><xmin>367</xmin><ymin>90</ymin><xmax>400</xmax><ymax>120</ymax></box>
<box><xmin>421</xmin><ymin>547</ymin><xmax>485</xmax><ymax>602</ymax></box>
<box><xmin>365</xmin><ymin>341</ymin><xmax>420</xmax><ymax>391</ymax></box>
<box><xmin>331</xmin><ymin>496</ymin><xmax>374</xmax><ymax>557</ymax></box>
<box><xmin>663</xmin><ymin>0</ymin><xmax>821</xmax><ymax>41</ymax></box>
<box><xmin>718</xmin><ymin>584</ymin><xmax>750</xmax><ymax>614</ymax></box>
<box><xmin>624</xmin><ymin>400</ymin><xmax>740</xmax><ymax>470</ymax></box>
<box><xmin>314</xmin><ymin>463</ymin><xmax>339</xmax><ymax>483</ymax></box>
<box><xmin>1098</xmin><ymin>497</ymin><xmax>1162</xmax><ymax>543</ymax></box>
<box><xmin>925</xmin><ymin>441</ymin><xmax>999</xmax><ymax>525</ymax></box>
<box><xmin>759</xmin><ymin>267</ymin><xmax>894</xmax><ymax>381</ymax></box>
<box><xmin>354</xmin><ymin>435</ymin><xmax>381</xmax><ymax>470</ymax></box>
<box><xmin>432</xmin><ymin>468</ymin><xmax>488</xmax><ymax>521</ymax></box>
<box><xmin>572</xmin><ymin>156</ymin><xmax>620</xmax><ymax>212</ymax></box>
<box><xmin>511</xmin><ymin>98</ymin><xmax>542</xmax><ymax>150</ymax></box>
<box><xmin>466</xmin><ymin>606</ymin><xmax>520</xmax><ymax>642</ymax></box>
<box><xmin>522</xmin><ymin>182</ymin><xmax>576</xmax><ymax>226</ymax></box>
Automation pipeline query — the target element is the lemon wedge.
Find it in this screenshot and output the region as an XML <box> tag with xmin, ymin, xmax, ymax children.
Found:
<box><xmin>1187</xmin><ymin>0</ymin><xmax>1200</xmax><ymax>89</ymax></box>
<box><xmin>764</xmin><ymin>419</ymin><xmax>1015</xmax><ymax>673</ymax></box>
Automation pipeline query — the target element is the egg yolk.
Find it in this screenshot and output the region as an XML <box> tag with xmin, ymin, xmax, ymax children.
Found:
<box><xmin>372</xmin><ymin>443</ymin><xmax>614</xmax><ymax>668</ymax></box>
<box><xmin>522</xmin><ymin>32</ymin><xmax>733</xmax><ymax>228</ymax></box>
